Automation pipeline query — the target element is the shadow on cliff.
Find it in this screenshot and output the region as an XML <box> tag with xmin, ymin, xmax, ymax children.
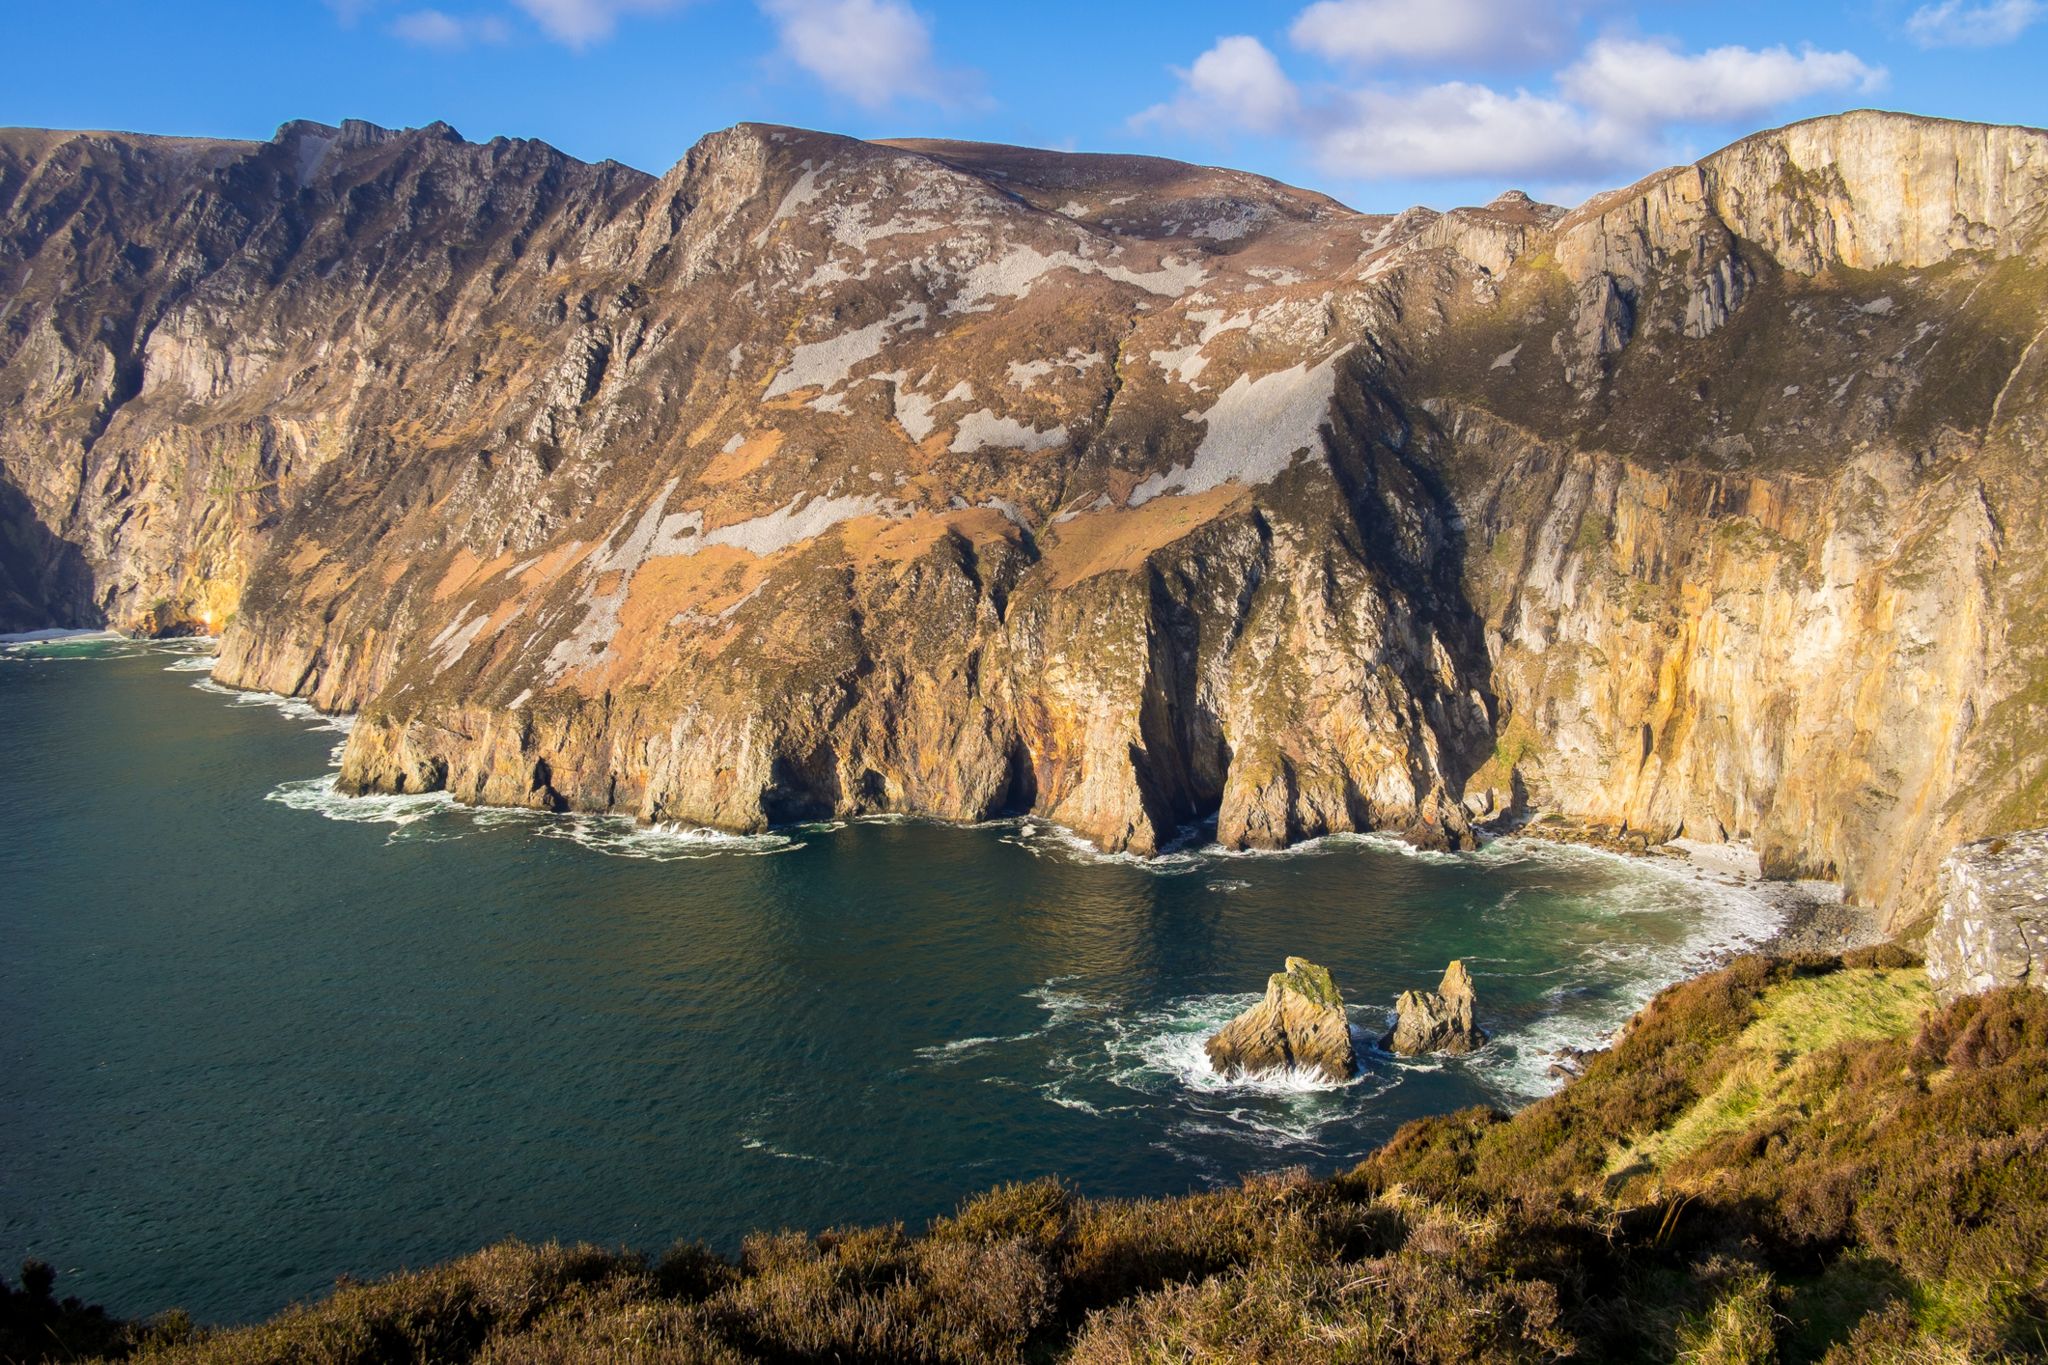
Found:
<box><xmin>0</xmin><ymin>477</ymin><xmax>100</xmax><ymax>634</ymax></box>
<box><xmin>1322</xmin><ymin>358</ymin><xmax>1502</xmax><ymax>799</ymax></box>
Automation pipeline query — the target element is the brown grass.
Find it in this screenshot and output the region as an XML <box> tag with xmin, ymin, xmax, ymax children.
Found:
<box><xmin>1037</xmin><ymin>486</ymin><xmax>1251</xmax><ymax>587</ymax></box>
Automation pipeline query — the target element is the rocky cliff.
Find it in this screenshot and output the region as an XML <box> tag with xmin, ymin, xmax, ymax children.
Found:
<box><xmin>4</xmin><ymin>109</ymin><xmax>2044</xmax><ymax>924</ymax></box>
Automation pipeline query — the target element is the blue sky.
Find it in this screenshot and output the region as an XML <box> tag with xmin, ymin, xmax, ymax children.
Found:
<box><xmin>4</xmin><ymin>1</ymin><xmax>2042</xmax><ymax>209</ymax></box>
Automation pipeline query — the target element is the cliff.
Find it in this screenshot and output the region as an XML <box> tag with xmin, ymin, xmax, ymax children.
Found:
<box><xmin>4</xmin><ymin>109</ymin><xmax>2045</xmax><ymax>923</ymax></box>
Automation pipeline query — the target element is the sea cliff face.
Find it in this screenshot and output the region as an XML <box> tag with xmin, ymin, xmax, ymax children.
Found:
<box><xmin>4</xmin><ymin>110</ymin><xmax>2044</xmax><ymax>922</ymax></box>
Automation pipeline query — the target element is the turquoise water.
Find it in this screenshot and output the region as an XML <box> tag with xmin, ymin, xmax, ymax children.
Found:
<box><xmin>0</xmin><ymin>636</ymin><xmax>1779</xmax><ymax>1323</ymax></box>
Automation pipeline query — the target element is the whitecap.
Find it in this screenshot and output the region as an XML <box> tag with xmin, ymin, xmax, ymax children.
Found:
<box><xmin>266</xmin><ymin>777</ymin><xmax>458</xmax><ymax>842</ymax></box>
<box><xmin>1460</xmin><ymin>834</ymin><xmax>1784</xmax><ymax>1102</ymax></box>
<box><xmin>995</xmin><ymin>819</ymin><xmax>1208</xmax><ymax>874</ymax></box>
<box><xmin>162</xmin><ymin>655</ymin><xmax>219</xmax><ymax>673</ymax></box>
<box><xmin>913</xmin><ymin>1032</ymin><xmax>1038</xmax><ymax>1062</ymax></box>
<box><xmin>739</xmin><ymin>1135</ymin><xmax>836</xmax><ymax>1165</ymax></box>
<box><xmin>1103</xmin><ymin>996</ymin><xmax>1374</xmax><ymax>1097</ymax></box>
<box><xmin>191</xmin><ymin>678</ymin><xmax>355</xmax><ymax>734</ymax></box>
<box><xmin>534</xmin><ymin>814</ymin><xmax>801</xmax><ymax>861</ymax></box>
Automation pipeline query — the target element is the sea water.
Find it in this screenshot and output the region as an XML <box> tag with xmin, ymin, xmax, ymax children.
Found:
<box><xmin>0</xmin><ymin>637</ymin><xmax>1779</xmax><ymax>1321</ymax></box>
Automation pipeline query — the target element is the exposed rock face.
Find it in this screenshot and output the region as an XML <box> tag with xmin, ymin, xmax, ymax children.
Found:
<box><xmin>1928</xmin><ymin>829</ymin><xmax>2048</xmax><ymax>1004</ymax></box>
<box><xmin>1206</xmin><ymin>957</ymin><xmax>1358</xmax><ymax>1083</ymax></box>
<box><xmin>1383</xmin><ymin>960</ymin><xmax>1485</xmax><ymax>1056</ymax></box>
<box><xmin>4</xmin><ymin>109</ymin><xmax>2047</xmax><ymax>918</ymax></box>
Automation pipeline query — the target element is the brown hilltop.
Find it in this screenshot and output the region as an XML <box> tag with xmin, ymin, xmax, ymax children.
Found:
<box><xmin>3</xmin><ymin>110</ymin><xmax>2046</xmax><ymax>922</ymax></box>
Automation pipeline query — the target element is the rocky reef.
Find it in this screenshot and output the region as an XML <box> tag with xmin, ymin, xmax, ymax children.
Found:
<box><xmin>1928</xmin><ymin>826</ymin><xmax>2048</xmax><ymax>1003</ymax></box>
<box><xmin>1381</xmin><ymin>959</ymin><xmax>1486</xmax><ymax>1056</ymax></box>
<box><xmin>4</xmin><ymin>109</ymin><xmax>2047</xmax><ymax>920</ymax></box>
<box><xmin>1205</xmin><ymin>957</ymin><xmax>1358</xmax><ymax>1083</ymax></box>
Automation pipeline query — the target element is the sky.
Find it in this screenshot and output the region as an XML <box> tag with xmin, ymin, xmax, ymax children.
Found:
<box><xmin>3</xmin><ymin>0</ymin><xmax>2043</xmax><ymax>210</ymax></box>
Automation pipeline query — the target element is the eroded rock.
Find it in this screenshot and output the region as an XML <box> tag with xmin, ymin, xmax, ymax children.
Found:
<box><xmin>1206</xmin><ymin>957</ymin><xmax>1358</xmax><ymax>1083</ymax></box>
<box><xmin>3</xmin><ymin>111</ymin><xmax>2046</xmax><ymax>906</ymax></box>
<box><xmin>1928</xmin><ymin>829</ymin><xmax>2048</xmax><ymax>1005</ymax></box>
<box><xmin>1382</xmin><ymin>960</ymin><xmax>1486</xmax><ymax>1056</ymax></box>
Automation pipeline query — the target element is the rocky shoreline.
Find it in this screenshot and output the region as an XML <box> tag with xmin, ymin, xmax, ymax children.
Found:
<box><xmin>1505</xmin><ymin>816</ymin><xmax>1890</xmax><ymax>957</ymax></box>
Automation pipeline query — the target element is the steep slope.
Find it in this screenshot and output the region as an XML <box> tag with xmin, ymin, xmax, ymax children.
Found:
<box><xmin>2</xmin><ymin>110</ymin><xmax>2044</xmax><ymax>921</ymax></box>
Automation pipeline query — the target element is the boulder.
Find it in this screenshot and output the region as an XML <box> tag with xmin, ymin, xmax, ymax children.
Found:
<box><xmin>1206</xmin><ymin>957</ymin><xmax>1358</xmax><ymax>1083</ymax></box>
<box><xmin>1382</xmin><ymin>960</ymin><xmax>1486</xmax><ymax>1056</ymax></box>
<box><xmin>1927</xmin><ymin>829</ymin><xmax>2048</xmax><ymax>1005</ymax></box>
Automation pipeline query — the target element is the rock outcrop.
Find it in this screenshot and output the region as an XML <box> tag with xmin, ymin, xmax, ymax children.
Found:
<box><xmin>1928</xmin><ymin>828</ymin><xmax>2048</xmax><ymax>1004</ymax></box>
<box><xmin>3</xmin><ymin>109</ymin><xmax>2047</xmax><ymax>919</ymax></box>
<box><xmin>1206</xmin><ymin>957</ymin><xmax>1359</xmax><ymax>1083</ymax></box>
<box><xmin>1382</xmin><ymin>960</ymin><xmax>1486</xmax><ymax>1056</ymax></box>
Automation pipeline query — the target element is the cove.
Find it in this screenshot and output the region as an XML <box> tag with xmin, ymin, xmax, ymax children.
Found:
<box><xmin>0</xmin><ymin>638</ymin><xmax>1780</xmax><ymax>1323</ymax></box>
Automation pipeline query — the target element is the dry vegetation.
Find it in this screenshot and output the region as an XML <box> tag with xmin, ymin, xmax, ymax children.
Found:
<box><xmin>7</xmin><ymin>946</ymin><xmax>2046</xmax><ymax>1364</ymax></box>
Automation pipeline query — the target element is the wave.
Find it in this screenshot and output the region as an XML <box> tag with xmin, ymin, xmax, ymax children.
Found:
<box><xmin>262</xmin><ymin>778</ymin><xmax>807</xmax><ymax>859</ymax></box>
<box><xmin>953</xmin><ymin>981</ymin><xmax>1408</xmax><ymax>1154</ymax></box>
<box><xmin>994</xmin><ymin>819</ymin><xmax>1210</xmax><ymax>874</ymax></box>
<box><xmin>190</xmin><ymin>678</ymin><xmax>355</xmax><ymax>734</ymax></box>
<box><xmin>1460</xmin><ymin>836</ymin><xmax>1784</xmax><ymax>1101</ymax></box>
<box><xmin>265</xmin><ymin>776</ymin><xmax>460</xmax><ymax>843</ymax></box>
<box><xmin>912</xmin><ymin>1031</ymin><xmax>1043</xmax><ymax>1062</ymax></box>
<box><xmin>162</xmin><ymin>655</ymin><xmax>220</xmax><ymax>673</ymax></box>
<box><xmin>739</xmin><ymin>1135</ymin><xmax>839</xmax><ymax>1165</ymax></box>
<box><xmin>534</xmin><ymin>815</ymin><xmax>802</xmax><ymax>861</ymax></box>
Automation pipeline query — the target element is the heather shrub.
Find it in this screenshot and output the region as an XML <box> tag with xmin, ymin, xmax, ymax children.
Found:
<box><xmin>1</xmin><ymin>1260</ymin><xmax>136</xmax><ymax>1363</ymax></box>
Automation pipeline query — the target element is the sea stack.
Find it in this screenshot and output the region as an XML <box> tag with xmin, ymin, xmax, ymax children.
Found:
<box><xmin>1383</xmin><ymin>960</ymin><xmax>1486</xmax><ymax>1056</ymax></box>
<box><xmin>1206</xmin><ymin>957</ymin><xmax>1358</xmax><ymax>1083</ymax></box>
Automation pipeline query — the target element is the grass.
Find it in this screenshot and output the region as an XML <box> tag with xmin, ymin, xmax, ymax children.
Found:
<box><xmin>9</xmin><ymin>948</ymin><xmax>2047</xmax><ymax>1364</ymax></box>
<box><xmin>1606</xmin><ymin>968</ymin><xmax>1932</xmax><ymax>1180</ymax></box>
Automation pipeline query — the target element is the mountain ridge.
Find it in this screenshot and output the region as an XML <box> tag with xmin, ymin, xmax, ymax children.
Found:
<box><xmin>3</xmin><ymin>107</ymin><xmax>2044</xmax><ymax>924</ymax></box>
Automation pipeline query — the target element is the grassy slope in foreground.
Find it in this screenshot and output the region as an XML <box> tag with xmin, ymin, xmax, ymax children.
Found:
<box><xmin>5</xmin><ymin>946</ymin><xmax>2046</xmax><ymax>1364</ymax></box>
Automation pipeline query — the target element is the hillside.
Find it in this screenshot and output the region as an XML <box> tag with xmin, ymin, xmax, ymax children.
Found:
<box><xmin>3</xmin><ymin>111</ymin><xmax>2047</xmax><ymax>923</ymax></box>
<box><xmin>8</xmin><ymin>947</ymin><xmax>2044</xmax><ymax>1362</ymax></box>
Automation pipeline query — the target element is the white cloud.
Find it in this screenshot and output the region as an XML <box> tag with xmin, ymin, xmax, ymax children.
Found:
<box><xmin>1133</xmin><ymin>36</ymin><xmax>1301</xmax><ymax>135</ymax></box>
<box><xmin>1311</xmin><ymin>82</ymin><xmax>1633</xmax><ymax>180</ymax></box>
<box><xmin>1289</xmin><ymin>0</ymin><xmax>1572</xmax><ymax>68</ymax></box>
<box><xmin>1562</xmin><ymin>37</ymin><xmax>1884</xmax><ymax>124</ymax></box>
<box><xmin>760</xmin><ymin>0</ymin><xmax>960</xmax><ymax>108</ymax></box>
<box><xmin>391</xmin><ymin>9</ymin><xmax>512</xmax><ymax>47</ymax></box>
<box><xmin>1906</xmin><ymin>0</ymin><xmax>2044</xmax><ymax>47</ymax></box>
<box><xmin>511</xmin><ymin>0</ymin><xmax>684</xmax><ymax>47</ymax></box>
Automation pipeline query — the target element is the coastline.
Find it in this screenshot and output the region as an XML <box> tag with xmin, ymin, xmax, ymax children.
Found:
<box><xmin>1506</xmin><ymin>818</ymin><xmax>1890</xmax><ymax>957</ymax></box>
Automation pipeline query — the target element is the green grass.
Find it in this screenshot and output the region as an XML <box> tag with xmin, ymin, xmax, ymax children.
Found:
<box><xmin>1607</xmin><ymin>968</ymin><xmax>1932</xmax><ymax>1179</ymax></box>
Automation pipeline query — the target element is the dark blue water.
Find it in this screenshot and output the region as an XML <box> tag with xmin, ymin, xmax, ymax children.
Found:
<box><xmin>0</xmin><ymin>636</ymin><xmax>1779</xmax><ymax>1323</ymax></box>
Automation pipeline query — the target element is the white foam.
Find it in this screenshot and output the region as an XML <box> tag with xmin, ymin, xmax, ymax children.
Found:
<box><xmin>267</xmin><ymin>777</ymin><xmax>455</xmax><ymax>836</ymax></box>
<box><xmin>995</xmin><ymin>818</ymin><xmax>1208</xmax><ymax>873</ymax></box>
<box><xmin>1115</xmin><ymin>996</ymin><xmax>1369</xmax><ymax>1096</ymax></box>
<box><xmin>913</xmin><ymin>1032</ymin><xmax>1038</xmax><ymax>1061</ymax></box>
<box><xmin>534</xmin><ymin>814</ymin><xmax>801</xmax><ymax>861</ymax></box>
<box><xmin>162</xmin><ymin>655</ymin><xmax>220</xmax><ymax>673</ymax></box>
<box><xmin>191</xmin><ymin>678</ymin><xmax>355</xmax><ymax>733</ymax></box>
<box><xmin>1458</xmin><ymin>834</ymin><xmax>1785</xmax><ymax>1101</ymax></box>
<box><xmin>739</xmin><ymin>1135</ymin><xmax>838</xmax><ymax>1165</ymax></box>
